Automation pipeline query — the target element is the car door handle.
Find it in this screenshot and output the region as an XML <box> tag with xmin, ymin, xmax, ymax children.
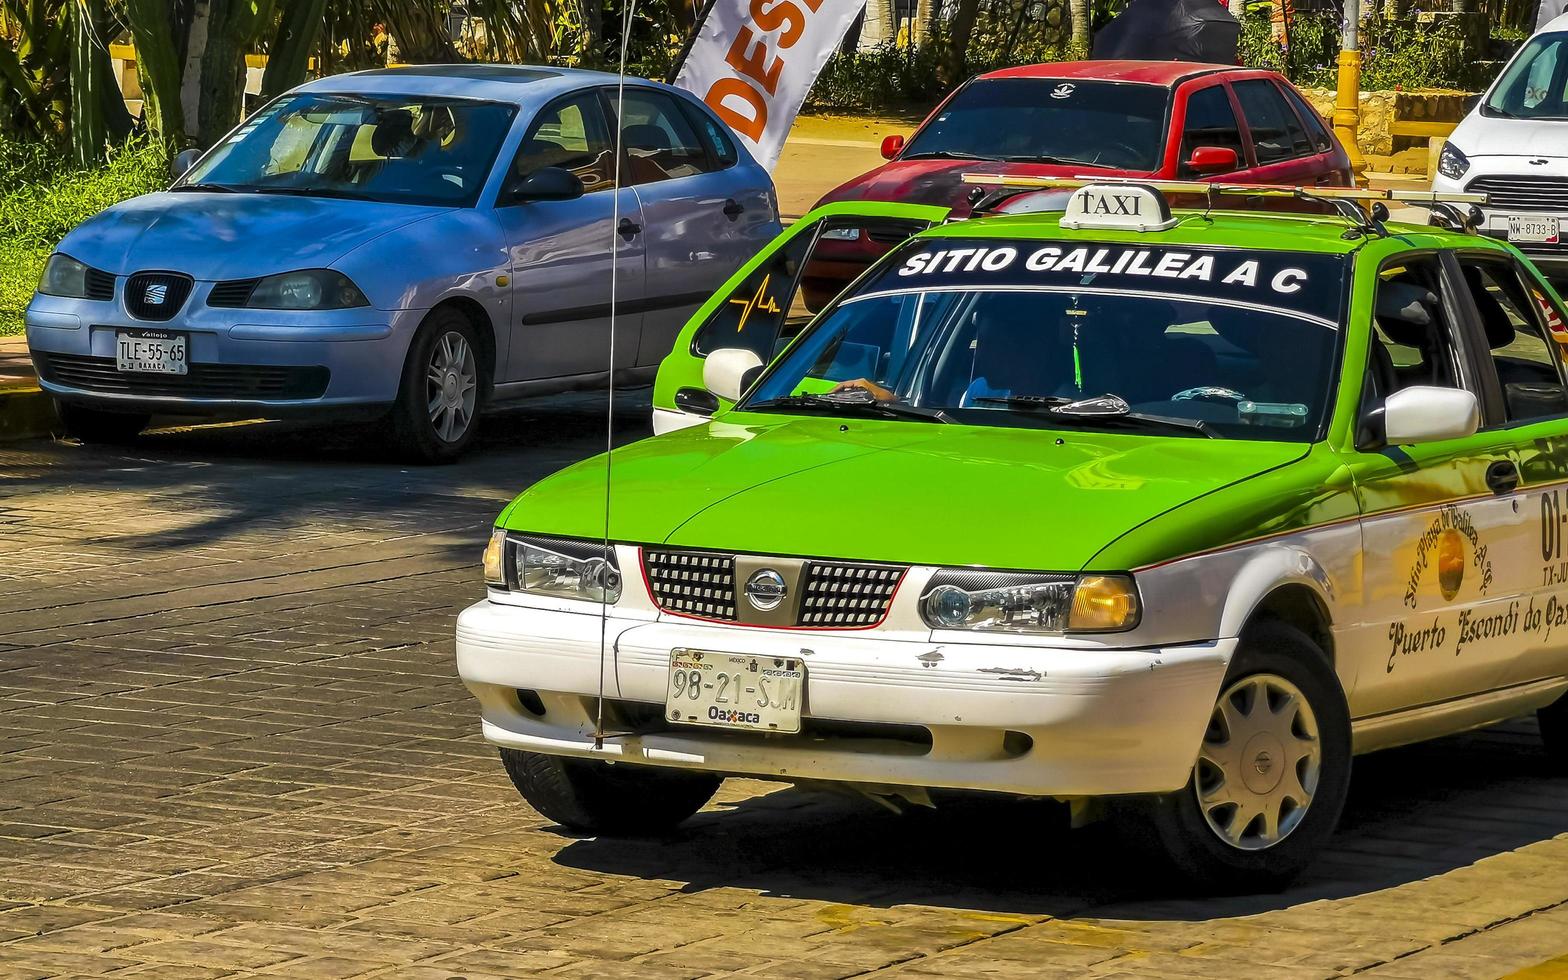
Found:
<box><xmin>723</xmin><ymin>198</ymin><xmax>744</xmax><ymax>220</ymax></box>
<box><xmin>1486</xmin><ymin>459</ymin><xmax>1520</xmax><ymax>495</ymax></box>
<box><xmin>618</xmin><ymin>217</ymin><xmax>641</xmax><ymax>238</ymax></box>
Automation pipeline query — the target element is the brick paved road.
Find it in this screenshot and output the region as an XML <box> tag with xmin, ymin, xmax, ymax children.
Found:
<box><xmin>3</xmin><ymin>396</ymin><xmax>1568</xmax><ymax>980</ymax></box>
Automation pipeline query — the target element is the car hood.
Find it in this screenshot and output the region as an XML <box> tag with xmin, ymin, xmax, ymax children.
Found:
<box><xmin>500</xmin><ymin>416</ymin><xmax>1309</xmax><ymax>571</ymax></box>
<box><xmin>816</xmin><ymin>158</ymin><xmax>1151</xmax><ymax>217</ymax></box>
<box><xmin>1451</xmin><ymin>111</ymin><xmax>1568</xmax><ymax>159</ymax></box>
<box><xmin>57</xmin><ymin>191</ymin><xmax>451</xmax><ymax>280</ymax></box>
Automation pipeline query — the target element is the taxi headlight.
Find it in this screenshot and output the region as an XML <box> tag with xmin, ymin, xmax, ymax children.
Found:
<box><xmin>500</xmin><ymin>533</ymin><xmax>622</xmax><ymax>604</ymax></box>
<box><xmin>920</xmin><ymin>571</ymin><xmax>1140</xmax><ymax>633</ymax></box>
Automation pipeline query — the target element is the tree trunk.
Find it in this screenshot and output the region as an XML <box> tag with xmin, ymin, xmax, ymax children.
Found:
<box><xmin>380</xmin><ymin>1</ymin><xmax>456</xmax><ymax>63</ymax></box>
<box><xmin>1070</xmin><ymin>0</ymin><xmax>1090</xmax><ymax>57</ymax></box>
<box><xmin>940</xmin><ymin>0</ymin><xmax>979</xmax><ymax>86</ymax></box>
<box><xmin>860</xmin><ymin>0</ymin><xmax>896</xmax><ymax>50</ymax></box>
<box><xmin>129</xmin><ymin>0</ymin><xmax>276</xmax><ymax>149</ymax></box>
<box><xmin>262</xmin><ymin>0</ymin><xmax>327</xmax><ymax>99</ymax></box>
<box><xmin>1228</xmin><ymin>0</ymin><xmax>1245</xmax><ymax>20</ymax></box>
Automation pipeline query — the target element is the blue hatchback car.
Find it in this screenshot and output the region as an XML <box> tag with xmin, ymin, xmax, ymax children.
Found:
<box><xmin>26</xmin><ymin>65</ymin><xmax>780</xmax><ymax>460</ymax></box>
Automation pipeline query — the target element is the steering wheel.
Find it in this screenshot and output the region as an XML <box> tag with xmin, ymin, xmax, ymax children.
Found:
<box><xmin>1171</xmin><ymin>386</ymin><xmax>1247</xmax><ymax>405</ymax></box>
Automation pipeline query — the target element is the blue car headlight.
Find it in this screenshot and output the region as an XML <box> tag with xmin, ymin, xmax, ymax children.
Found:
<box><xmin>38</xmin><ymin>253</ymin><xmax>93</xmax><ymax>298</ymax></box>
<box><xmin>247</xmin><ymin>270</ymin><xmax>369</xmax><ymax>310</ymax></box>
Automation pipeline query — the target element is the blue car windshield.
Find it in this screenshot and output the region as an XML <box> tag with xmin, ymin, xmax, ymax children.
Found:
<box><xmin>740</xmin><ymin>239</ymin><xmax>1349</xmax><ymax>442</ymax></box>
<box><xmin>180</xmin><ymin>93</ymin><xmax>516</xmax><ymax>207</ymax></box>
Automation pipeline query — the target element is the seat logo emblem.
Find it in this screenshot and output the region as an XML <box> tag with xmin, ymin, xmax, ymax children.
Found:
<box><xmin>744</xmin><ymin>569</ymin><xmax>787</xmax><ymax>611</ymax></box>
<box><xmin>143</xmin><ymin>283</ymin><xmax>168</xmax><ymax>305</ymax></box>
<box><xmin>1051</xmin><ymin>83</ymin><xmax>1075</xmax><ymax>99</ymax></box>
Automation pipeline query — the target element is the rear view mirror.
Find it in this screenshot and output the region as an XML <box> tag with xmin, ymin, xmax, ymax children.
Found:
<box><xmin>703</xmin><ymin>348</ymin><xmax>764</xmax><ymax>402</ymax></box>
<box><xmin>511</xmin><ymin>166</ymin><xmax>584</xmax><ymax>203</ymax></box>
<box><xmin>880</xmin><ymin>134</ymin><xmax>905</xmax><ymax>161</ymax></box>
<box><xmin>1375</xmin><ymin>386</ymin><xmax>1480</xmax><ymax>447</ymax></box>
<box><xmin>170</xmin><ymin>148</ymin><xmax>202</xmax><ymax>182</ymax></box>
<box><xmin>1186</xmin><ymin>145</ymin><xmax>1239</xmax><ymax>175</ymax></box>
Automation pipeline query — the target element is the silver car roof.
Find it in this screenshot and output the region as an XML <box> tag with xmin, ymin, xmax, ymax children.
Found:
<box><xmin>295</xmin><ymin>64</ymin><xmax>649</xmax><ymax>107</ymax></box>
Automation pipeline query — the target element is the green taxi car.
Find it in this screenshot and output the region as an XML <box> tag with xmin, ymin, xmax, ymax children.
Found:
<box><xmin>457</xmin><ymin>181</ymin><xmax>1568</xmax><ymax>891</ymax></box>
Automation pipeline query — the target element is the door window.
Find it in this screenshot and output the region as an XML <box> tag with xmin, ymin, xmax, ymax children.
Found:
<box><xmin>1458</xmin><ymin>257</ymin><xmax>1568</xmax><ymax>423</ymax></box>
<box><xmin>510</xmin><ymin>93</ymin><xmax>615</xmax><ymax>193</ymax></box>
<box><xmin>1235</xmin><ymin>79</ymin><xmax>1313</xmax><ymax>164</ymax></box>
<box><xmin>615</xmin><ymin>90</ymin><xmax>713</xmax><ymax>185</ymax></box>
<box><xmin>679</xmin><ymin>99</ymin><xmax>739</xmax><ymax>169</ymax></box>
<box><xmin>1364</xmin><ymin>258</ymin><xmax>1469</xmax><ymax>410</ymax></box>
<box><xmin>1178</xmin><ymin>85</ymin><xmax>1246</xmax><ymax>176</ymax></box>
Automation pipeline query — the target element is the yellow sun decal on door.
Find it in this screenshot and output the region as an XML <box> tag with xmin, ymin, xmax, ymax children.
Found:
<box><xmin>1438</xmin><ymin>528</ymin><xmax>1465</xmax><ymax>601</ymax></box>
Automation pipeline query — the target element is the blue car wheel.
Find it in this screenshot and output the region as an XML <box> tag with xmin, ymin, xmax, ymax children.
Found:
<box><xmin>392</xmin><ymin>307</ymin><xmax>485</xmax><ymax>463</ymax></box>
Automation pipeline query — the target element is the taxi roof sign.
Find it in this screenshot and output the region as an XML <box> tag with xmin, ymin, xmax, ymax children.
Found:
<box><xmin>1059</xmin><ymin>183</ymin><xmax>1176</xmax><ymax>232</ymax></box>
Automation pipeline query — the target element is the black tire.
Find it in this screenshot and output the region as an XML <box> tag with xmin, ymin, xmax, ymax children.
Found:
<box><xmin>56</xmin><ymin>402</ymin><xmax>149</xmax><ymax>444</ymax></box>
<box><xmin>498</xmin><ymin>748</ymin><xmax>721</xmax><ymax>835</ymax></box>
<box><xmin>391</xmin><ymin>306</ymin><xmax>485</xmax><ymax>463</ymax></box>
<box><xmin>1538</xmin><ymin>693</ymin><xmax>1568</xmax><ymax>773</ymax></box>
<box><xmin>1133</xmin><ymin>619</ymin><xmax>1352</xmax><ymax>894</ymax></box>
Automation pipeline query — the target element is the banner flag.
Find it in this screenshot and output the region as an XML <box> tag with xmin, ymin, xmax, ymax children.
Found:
<box><xmin>672</xmin><ymin>0</ymin><xmax>866</xmax><ymax>172</ymax></box>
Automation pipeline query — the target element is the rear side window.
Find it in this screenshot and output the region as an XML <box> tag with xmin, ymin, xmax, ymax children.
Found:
<box><xmin>1179</xmin><ymin>85</ymin><xmax>1245</xmax><ymax>175</ymax></box>
<box><xmin>615</xmin><ymin>89</ymin><xmax>713</xmax><ymax>184</ymax></box>
<box><xmin>679</xmin><ymin>99</ymin><xmax>738</xmax><ymax>169</ymax></box>
<box><xmin>1235</xmin><ymin>79</ymin><xmax>1313</xmax><ymax>163</ymax></box>
<box><xmin>1280</xmin><ymin>85</ymin><xmax>1334</xmax><ymax>152</ymax></box>
<box><xmin>1458</xmin><ymin>257</ymin><xmax>1568</xmax><ymax>423</ymax></box>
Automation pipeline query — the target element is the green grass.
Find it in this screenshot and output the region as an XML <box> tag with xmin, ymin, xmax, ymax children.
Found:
<box><xmin>0</xmin><ymin>137</ymin><xmax>169</xmax><ymax>336</ymax></box>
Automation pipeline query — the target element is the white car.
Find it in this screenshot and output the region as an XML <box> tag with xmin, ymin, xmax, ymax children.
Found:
<box><xmin>1433</xmin><ymin>13</ymin><xmax>1568</xmax><ymax>280</ymax></box>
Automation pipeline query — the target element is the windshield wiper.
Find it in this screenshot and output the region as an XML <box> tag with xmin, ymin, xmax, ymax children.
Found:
<box><xmin>994</xmin><ymin>154</ymin><xmax>1086</xmax><ymax>165</ymax></box>
<box><xmin>747</xmin><ymin>391</ymin><xmax>952</xmax><ymax>424</ymax></box>
<box><xmin>900</xmin><ymin>150</ymin><xmax>1004</xmax><ymax>161</ymax></box>
<box><xmin>984</xmin><ymin>392</ymin><xmax>1216</xmax><ymax>438</ymax></box>
<box><xmin>248</xmin><ymin>186</ymin><xmax>367</xmax><ymax>201</ymax></box>
<box><xmin>169</xmin><ymin>182</ymin><xmax>239</xmax><ymax>193</ymax></box>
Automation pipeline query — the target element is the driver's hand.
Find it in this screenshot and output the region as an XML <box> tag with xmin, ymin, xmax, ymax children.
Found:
<box><xmin>830</xmin><ymin>378</ymin><xmax>897</xmax><ymax>402</ymax></box>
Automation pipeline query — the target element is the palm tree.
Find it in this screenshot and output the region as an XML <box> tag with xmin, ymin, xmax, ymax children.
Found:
<box><xmin>1070</xmin><ymin>0</ymin><xmax>1089</xmax><ymax>57</ymax></box>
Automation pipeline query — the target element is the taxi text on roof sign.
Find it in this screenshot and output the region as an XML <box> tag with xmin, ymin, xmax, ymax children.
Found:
<box><xmin>1059</xmin><ymin>184</ymin><xmax>1176</xmax><ymax>233</ymax></box>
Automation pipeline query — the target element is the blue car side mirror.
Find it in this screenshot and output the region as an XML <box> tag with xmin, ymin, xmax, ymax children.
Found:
<box><xmin>170</xmin><ymin>148</ymin><xmax>203</xmax><ymax>182</ymax></box>
<box><xmin>510</xmin><ymin>167</ymin><xmax>585</xmax><ymax>203</ymax></box>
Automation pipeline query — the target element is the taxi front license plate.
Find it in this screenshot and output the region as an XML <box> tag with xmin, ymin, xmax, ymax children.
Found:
<box><xmin>116</xmin><ymin>329</ymin><xmax>187</xmax><ymax>375</ymax></box>
<box><xmin>1509</xmin><ymin>214</ymin><xmax>1562</xmax><ymax>244</ymax></box>
<box><xmin>665</xmin><ymin>649</ymin><xmax>804</xmax><ymax>733</ymax></box>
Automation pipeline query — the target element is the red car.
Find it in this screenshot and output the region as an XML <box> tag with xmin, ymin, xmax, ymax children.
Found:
<box><xmin>805</xmin><ymin>60</ymin><xmax>1353</xmax><ymax>306</ymax></box>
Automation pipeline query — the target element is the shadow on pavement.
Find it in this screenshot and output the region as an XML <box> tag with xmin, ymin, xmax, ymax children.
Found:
<box><xmin>551</xmin><ymin>717</ymin><xmax>1568</xmax><ymax>920</ymax></box>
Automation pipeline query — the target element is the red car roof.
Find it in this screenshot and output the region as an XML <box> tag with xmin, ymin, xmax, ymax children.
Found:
<box><xmin>979</xmin><ymin>60</ymin><xmax>1234</xmax><ymax>86</ymax></box>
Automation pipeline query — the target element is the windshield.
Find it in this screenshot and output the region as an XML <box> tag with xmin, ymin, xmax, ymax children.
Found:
<box><xmin>900</xmin><ymin>78</ymin><xmax>1169</xmax><ymax>171</ymax></box>
<box><xmin>1484</xmin><ymin>32</ymin><xmax>1568</xmax><ymax>119</ymax></box>
<box><xmin>180</xmin><ymin>93</ymin><xmax>517</xmax><ymax>206</ymax></box>
<box><xmin>740</xmin><ymin>238</ymin><xmax>1348</xmax><ymax>442</ymax></box>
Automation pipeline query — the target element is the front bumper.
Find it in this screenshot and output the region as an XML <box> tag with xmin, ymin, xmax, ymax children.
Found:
<box><xmin>25</xmin><ymin>293</ymin><xmax>423</xmax><ymax>414</ymax></box>
<box><xmin>456</xmin><ymin>598</ymin><xmax>1234</xmax><ymax>798</ymax></box>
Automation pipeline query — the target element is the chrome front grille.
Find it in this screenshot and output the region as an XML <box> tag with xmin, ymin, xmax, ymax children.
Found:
<box><xmin>643</xmin><ymin>549</ymin><xmax>737</xmax><ymax>621</ymax></box>
<box><xmin>642</xmin><ymin>548</ymin><xmax>906</xmax><ymax>627</ymax></box>
<box><xmin>799</xmin><ymin>561</ymin><xmax>904</xmax><ymax>627</ymax></box>
<box><xmin>1467</xmin><ymin>175</ymin><xmax>1568</xmax><ymax>213</ymax></box>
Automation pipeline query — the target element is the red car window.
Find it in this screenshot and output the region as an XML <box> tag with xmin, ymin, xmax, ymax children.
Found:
<box><xmin>1178</xmin><ymin>85</ymin><xmax>1247</xmax><ymax>177</ymax></box>
<box><xmin>1234</xmin><ymin>79</ymin><xmax>1314</xmax><ymax>163</ymax></box>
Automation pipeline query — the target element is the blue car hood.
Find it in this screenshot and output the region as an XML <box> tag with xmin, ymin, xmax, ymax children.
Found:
<box><xmin>58</xmin><ymin>191</ymin><xmax>450</xmax><ymax>280</ymax></box>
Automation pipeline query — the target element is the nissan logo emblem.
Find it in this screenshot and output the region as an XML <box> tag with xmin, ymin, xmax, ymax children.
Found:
<box><xmin>744</xmin><ymin>569</ymin><xmax>787</xmax><ymax>611</ymax></box>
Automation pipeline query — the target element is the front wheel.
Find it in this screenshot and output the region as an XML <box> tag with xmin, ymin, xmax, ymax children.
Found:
<box><xmin>499</xmin><ymin>748</ymin><xmax>721</xmax><ymax>835</ymax></box>
<box><xmin>391</xmin><ymin>307</ymin><xmax>484</xmax><ymax>463</ymax></box>
<box><xmin>1135</xmin><ymin>620</ymin><xmax>1352</xmax><ymax>893</ymax></box>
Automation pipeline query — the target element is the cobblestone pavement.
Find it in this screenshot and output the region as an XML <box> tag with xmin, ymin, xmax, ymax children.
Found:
<box><xmin>3</xmin><ymin>395</ymin><xmax>1568</xmax><ymax>980</ymax></box>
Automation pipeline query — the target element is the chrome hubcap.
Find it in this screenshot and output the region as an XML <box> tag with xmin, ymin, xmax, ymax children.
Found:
<box><xmin>1194</xmin><ymin>673</ymin><xmax>1321</xmax><ymax>851</ymax></box>
<box><xmin>426</xmin><ymin>331</ymin><xmax>476</xmax><ymax>443</ymax></box>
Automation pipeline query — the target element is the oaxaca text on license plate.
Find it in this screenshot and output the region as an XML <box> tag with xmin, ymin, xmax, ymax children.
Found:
<box><xmin>665</xmin><ymin>649</ymin><xmax>804</xmax><ymax>733</ymax></box>
<box><xmin>116</xmin><ymin>329</ymin><xmax>188</xmax><ymax>375</ymax></box>
<box><xmin>1509</xmin><ymin>214</ymin><xmax>1561</xmax><ymax>244</ymax></box>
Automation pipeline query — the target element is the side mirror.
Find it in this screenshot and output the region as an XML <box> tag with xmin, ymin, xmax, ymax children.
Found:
<box><xmin>1376</xmin><ymin>386</ymin><xmax>1480</xmax><ymax>447</ymax></box>
<box><xmin>1185</xmin><ymin>145</ymin><xmax>1239</xmax><ymax>175</ymax></box>
<box><xmin>510</xmin><ymin>166</ymin><xmax>584</xmax><ymax>203</ymax></box>
<box><xmin>703</xmin><ymin>348</ymin><xmax>764</xmax><ymax>403</ymax></box>
<box><xmin>880</xmin><ymin>134</ymin><xmax>905</xmax><ymax>161</ymax></box>
<box><xmin>170</xmin><ymin>147</ymin><xmax>202</xmax><ymax>182</ymax></box>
